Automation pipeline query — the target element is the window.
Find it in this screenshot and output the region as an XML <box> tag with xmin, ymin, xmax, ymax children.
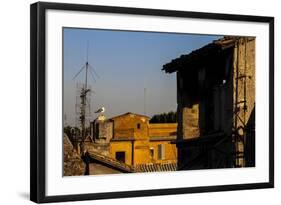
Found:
<box><xmin>137</xmin><ymin>123</ymin><xmax>141</xmax><ymax>129</ymax></box>
<box><xmin>149</xmin><ymin>148</ymin><xmax>154</xmax><ymax>159</ymax></box>
<box><xmin>158</xmin><ymin>144</ymin><xmax>165</xmax><ymax>160</ymax></box>
<box><xmin>115</xmin><ymin>151</ymin><xmax>125</xmax><ymax>163</ymax></box>
<box><xmin>95</xmin><ymin>123</ymin><xmax>99</xmax><ymax>139</ymax></box>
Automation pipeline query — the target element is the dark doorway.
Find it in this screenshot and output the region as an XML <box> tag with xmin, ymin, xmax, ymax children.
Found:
<box><xmin>115</xmin><ymin>151</ymin><xmax>125</xmax><ymax>163</ymax></box>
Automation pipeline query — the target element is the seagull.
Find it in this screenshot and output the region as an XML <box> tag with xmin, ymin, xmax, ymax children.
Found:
<box><xmin>94</xmin><ymin>107</ymin><xmax>105</xmax><ymax>114</ymax></box>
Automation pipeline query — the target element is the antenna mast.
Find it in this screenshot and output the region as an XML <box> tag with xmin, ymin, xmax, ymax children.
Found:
<box><xmin>144</xmin><ymin>87</ymin><xmax>146</xmax><ymax>115</ymax></box>
<box><xmin>85</xmin><ymin>41</ymin><xmax>89</xmax><ymax>91</ymax></box>
<box><xmin>73</xmin><ymin>41</ymin><xmax>99</xmax><ymax>142</ymax></box>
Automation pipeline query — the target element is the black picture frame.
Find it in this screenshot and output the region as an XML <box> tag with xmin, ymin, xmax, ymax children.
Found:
<box><xmin>30</xmin><ymin>1</ymin><xmax>274</xmax><ymax>203</ymax></box>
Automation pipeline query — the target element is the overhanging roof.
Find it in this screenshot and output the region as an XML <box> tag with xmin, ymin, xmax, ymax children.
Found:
<box><xmin>162</xmin><ymin>36</ymin><xmax>239</xmax><ymax>73</ymax></box>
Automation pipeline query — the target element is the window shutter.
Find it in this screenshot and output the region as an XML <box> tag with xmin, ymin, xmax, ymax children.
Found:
<box><xmin>161</xmin><ymin>144</ymin><xmax>165</xmax><ymax>160</ymax></box>
<box><xmin>158</xmin><ymin>144</ymin><xmax>161</xmax><ymax>159</ymax></box>
<box><xmin>158</xmin><ymin>144</ymin><xmax>165</xmax><ymax>160</ymax></box>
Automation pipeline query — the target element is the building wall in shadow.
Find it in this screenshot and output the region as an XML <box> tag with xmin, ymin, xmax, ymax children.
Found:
<box><xmin>163</xmin><ymin>37</ymin><xmax>256</xmax><ymax>170</ymax></box>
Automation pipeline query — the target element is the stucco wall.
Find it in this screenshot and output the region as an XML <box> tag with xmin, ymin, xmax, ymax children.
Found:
<box><xmin>112</xmin><ymin>113</ymin><xmax>149</xmax><ymax>139</ymax></box>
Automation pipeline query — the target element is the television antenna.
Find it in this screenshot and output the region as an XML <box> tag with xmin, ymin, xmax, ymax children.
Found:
<box><xmin>73</xmin><ymin>41</ymin><xmax>99</xmax><ymax>142</ymax></box>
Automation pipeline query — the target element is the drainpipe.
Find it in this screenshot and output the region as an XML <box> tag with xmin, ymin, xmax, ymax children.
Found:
<box><xmin>131</xmin><ymin>140</ymin><xmax>134</xmax><ymax>166</ymax></box>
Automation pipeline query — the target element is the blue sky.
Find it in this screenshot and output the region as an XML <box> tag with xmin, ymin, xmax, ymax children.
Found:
<box><xmin>63</xmin><ymin>28</ymin><xmax>221</xmax><ymax>126</ymax></box>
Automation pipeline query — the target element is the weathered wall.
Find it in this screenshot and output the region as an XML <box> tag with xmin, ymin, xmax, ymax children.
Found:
<box><xmin>177</xmin><ymin>70</ymin><xmax>200</xmax><ymax>140</ymax></box>
<box><xmin>233</xmin><ymin>38</ymin><xmax>255</xmax><ymax>125</ymax></box>
<box><xmin>233</xmin><ymin>37</ymin><xmax>255</xmax><ymax>167</ymax></box>
<box><xmin>91</xmin><ymin>113</ymin><xmax>179</xmax><ymax>168</ymax></box>
<box><xmin>133</xmin><ymin>140</ymin><xmax>150</xmax><ymax>165</ymax></box>
<box><xmin>148</xmin><ymin>124</ymin><xmax>177</xmax><ymax>163</ymax></box>
<box><xmin>109</xmin><ymin>141</ymin><xmax>133</xmax><ymax>165</ymax></box>
<box><xmin>91</xmin><ymin>119</ymin><xmax>113</xmax><ymax>144</ymax></box>
<box><xmin>175</xmin><ymin>37</ymin><xmax>255</xmax><ymax>169</ymax></box>
<box><xmin>148</xmin><ymin>123</ymin><xmax>177</xmax><ymax>137</ymax></box>
<box><xmin>63</xmin><ymin>134</ymin><xmax>86</xmax><ymax>176</ymax></box>
<box><xmin>148</xmin><ymin>141</ymin><xmax>177</xmax><ymax>163</ymax></box>
<box><xmin>110</xmin><ymin>139</ymin><xmax>152</xmax><ymax>165</ymax></box>
<box><xmin>112</xmin><ymin>113</ymin><xmax>149</xmax><ymax>139</ymax></box>
<box><xmin>182</xmin><ymin>105</ymin><xmax>200</xmax><ymax>138</ymax></box>
<box><xmin>110</xmin><ymin>139</ymin><xmax>177</xmax><ymax>166</ymax></box>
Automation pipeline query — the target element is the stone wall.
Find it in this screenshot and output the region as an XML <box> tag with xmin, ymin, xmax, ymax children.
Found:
<box><xmin>92</xmin><ymin>119</ymin><xmax>113</xmax><ymax>144</ymax></box>
<box><xmin>182</xmin><ymin>105</ymin><xmax>200</xmax><ymax>138</ymax></box>
<box><xmin>232</xmin><ymin>37</ymin><xmax>255</xmax><ymax>167</ymax></box>
<box><xmin>177</xmin><ymin>69</ymin><xmax>201</xmax><ymax>140</ymax></box>
<box><xmin>63</xmin><ymin>134</ymin><xmax>86</xmax><ymax>176</ymax></box>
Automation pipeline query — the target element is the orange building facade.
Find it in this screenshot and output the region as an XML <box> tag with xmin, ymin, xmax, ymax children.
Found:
<box><xmin>91</xmin><ymin>112</ymin><xmax>177</xmax><ymax>168</ymax></box>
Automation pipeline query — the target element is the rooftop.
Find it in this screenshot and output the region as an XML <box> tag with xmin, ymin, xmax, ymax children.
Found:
<box><xmin>109</xmin><ymin>112</ymin><xmax>151</xmax><ymax>120</ymax></box>
<box><xmin>162</xmin><ymin>36</ymin><xmax>244</xmax><ymax>73</ymax></box>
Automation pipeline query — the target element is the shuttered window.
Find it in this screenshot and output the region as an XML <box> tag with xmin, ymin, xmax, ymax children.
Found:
<box><xmin>158</xmin><ymin>144</ymin><xmax>165</xmax><ymax>160</ymax></box>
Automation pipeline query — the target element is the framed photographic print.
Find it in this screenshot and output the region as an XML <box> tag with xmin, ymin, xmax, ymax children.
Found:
<box><xmin>30</xmin><ymin>1</ymin><xmax>274</xmax><ymax>203</ymax></box>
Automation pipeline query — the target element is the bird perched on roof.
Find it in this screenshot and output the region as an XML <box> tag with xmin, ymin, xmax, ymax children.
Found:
<box><xmin>94</xmin><ymin>107</ymin><xmax>105</xmax><ymax>114</ymax></box>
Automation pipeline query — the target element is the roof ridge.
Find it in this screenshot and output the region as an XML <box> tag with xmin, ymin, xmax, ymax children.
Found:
<box><xmin>109</xmin><ymin>112</ymin><xmax>150</xmax><ymax>120</ymax></box>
